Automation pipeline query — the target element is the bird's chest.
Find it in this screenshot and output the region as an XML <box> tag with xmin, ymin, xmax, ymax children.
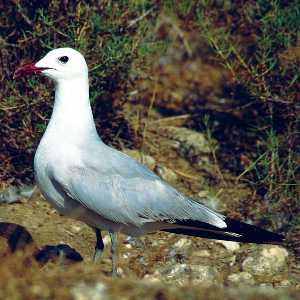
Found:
<box><xmin>34</xmin><ymin>142</ymin><xmax>81</xmax><ymax>212</ymax></box>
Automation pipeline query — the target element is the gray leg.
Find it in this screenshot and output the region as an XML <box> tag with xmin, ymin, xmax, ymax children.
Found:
<box><xmin>109</xmin><ymin>231</ymin><xmax>118</xmax><ymax>276</ymax></box>
<box><xmin>93</xmin><ymin>228</ymin><xmax>104</xmax><ymax>261</ymax></box>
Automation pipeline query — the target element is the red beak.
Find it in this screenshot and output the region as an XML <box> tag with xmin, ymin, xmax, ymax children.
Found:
<box><xmin>14</xmin><ymin>63</ymin><xmax>51</xmax><ymax>79</ymax></box>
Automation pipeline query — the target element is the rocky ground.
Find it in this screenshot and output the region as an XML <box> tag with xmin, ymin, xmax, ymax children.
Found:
<box><xmin>0</xmin><ymin>122</ymin><xmax>300</xmax><ymax>300</ymax></box>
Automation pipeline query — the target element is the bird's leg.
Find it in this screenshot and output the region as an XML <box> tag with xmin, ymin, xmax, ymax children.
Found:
<box><xmin>93</xmin><ymin>228</ymin><xmax>104</xmax><ymax>261</ymax></box>
<box><xmin>109</xmin><ymin>231</ymin><xmax>118</xmax><ymax>276</ymax></box>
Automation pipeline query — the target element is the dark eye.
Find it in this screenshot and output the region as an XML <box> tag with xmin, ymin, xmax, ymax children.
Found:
<box><xmin>58</xmin><ymin>56</ymin><xmax>69</xmax><ymax>64</ymax></box>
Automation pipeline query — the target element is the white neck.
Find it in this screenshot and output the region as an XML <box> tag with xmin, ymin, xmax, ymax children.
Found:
<box><xmin>43</xmin><ymin>77</ymin><xmax>98</xmax><ymax>143</ymax></box>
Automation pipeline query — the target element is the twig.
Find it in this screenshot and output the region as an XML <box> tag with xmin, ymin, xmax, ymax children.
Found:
<box><xmin>235</xmin><ymin>152</ymin><xmax>267</xmax><ymax>183</ymax></box>
<box><xmin>128</xmin><ymin>7</ymin><xmax>155</xmax><ymax>28</ymax></box>
<box><xmin>10</xmin><ymin>0</ymin><xmax>33</xmax><ymax>27</ymax></box>
<box><xmin>149</xmin><ymin>113</ymin><xmax>202</xmax><ymax>124</ymax></box>
<box><xmin>173</xmin><ymin>169</ymin><xmax>200</xmax><ymax>181</ymax></box>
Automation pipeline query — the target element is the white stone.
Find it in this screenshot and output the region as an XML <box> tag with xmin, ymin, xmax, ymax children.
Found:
<box><xmin>71</xmin><ymin>282</ymin><xmax>107</xmax><ymax>300</ymax></box>
<box><xmin>192</xmin><ymin>250</ymin><xmax>211</xmax><ymax>258</ymax></box>
<box><xmin>167</xmin><ymin>263</ymin><xmax>188</xmax><ymax>277</ymax></box>
<box><xmin>215</xmin><ymin>240</ymin><xmax>240</xmax><ymax>251</ymax></box>
<box><xmin>261</xmin><ymin>245</ymin><xmax>288</xmax><ymax>262</ymax></box>
<box><xmin>160</xmin><ymin>263</ymin><xmax>221</xmax><ymax>286</ymax></box>
<box><xmin>124</xmin><ymin>244</ymin><xmax>132</xmax><ymax>249</ymax></box>
<box><xmin>70</xmin><ymin>225</ymin><xmax>82</xmax><ymax>234</ymax></box>
<box><xmin>173</xmin><ymin>238</ymin><xmax>192</xmax><ymax>250</ymax></box>
<box><xmin>242</xmin><ymin>245</ymin><xmax>289</xmax><ymax>277</ymax></box>
<box><xmin>189</xmin><ymin>265</ymin><xmax>221</xmax><ymax>286</ymax></box>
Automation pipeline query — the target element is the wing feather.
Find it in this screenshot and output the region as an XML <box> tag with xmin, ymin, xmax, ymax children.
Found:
<box><xmin>51</xmin><ymin>144</ymin><xmax>226</xmax><ymax>228</ymax></box>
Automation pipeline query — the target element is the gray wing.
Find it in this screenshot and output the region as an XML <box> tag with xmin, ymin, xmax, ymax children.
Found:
<box><xmin>52</xmin><ymin>144</ymin><xmax>226</xmax><ymax>228</ymax></box>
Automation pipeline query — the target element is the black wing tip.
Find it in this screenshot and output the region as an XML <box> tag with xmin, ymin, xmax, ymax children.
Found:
<box><xmin>163</xmin><ymin>218</ymin><xmax>285</xmax><ymax>245</ymax></box>
<box><xmin>224</xmin><ymin>218</ymin><xmax>285</xmax><ymax>244</ymax></box>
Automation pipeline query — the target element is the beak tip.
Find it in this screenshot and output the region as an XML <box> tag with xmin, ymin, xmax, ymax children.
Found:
<box><xmin>14</xmin><ymin>62</ymin><xmax>51</xmax><ymax>80</ymax></box>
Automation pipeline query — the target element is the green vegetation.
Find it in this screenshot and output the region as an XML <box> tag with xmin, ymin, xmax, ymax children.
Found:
<box><xmin>194</xmin><ymin>1</ymin><xmax>300</xmax><ymax>232</ymax></box>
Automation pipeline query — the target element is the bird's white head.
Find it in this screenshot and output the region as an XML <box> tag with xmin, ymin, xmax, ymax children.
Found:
<box><xmin>14</xmin><ymin>48</ymin><xmax>88</xmax><ymax>82</ymax></box>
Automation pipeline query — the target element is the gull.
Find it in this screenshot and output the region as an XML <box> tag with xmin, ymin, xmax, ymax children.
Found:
<box><xmin>14</xmin><ymin>48</ymin><xmax>285</xmax><ymax>275</ymax></box>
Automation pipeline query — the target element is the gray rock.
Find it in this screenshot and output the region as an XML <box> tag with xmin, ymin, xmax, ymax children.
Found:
<box><xmin>0</xmin><ymin>186</ymin><xmax>19</xmax><ymax>203</ymax></box>
<box><xmin>227</xmin><ymin>272</ymin><xmax>255</xmax><ymax>286</ymax></box>
<box><xmin>189</xmin><ymin>265</ymin><xmax>221</xmax><ymax>286</ymax></box>
<box><xmin>0</xmin><ymin>184</ymin><xmax>37</xmax><ymax>204</ymax></box>
<box><xmin>160</xmin><ymin>126</ymin><xmax>212</xmax><ymax>152</ymax></box>
<box><xmin>173</xmin><ymin>238</ymin><xmax>192</xmax><ymax>250</ymax></box>
<box><xmin>124</xmin><ymin>236</ymin><xmax>145</xmax><ymax>249</ymax></box>
<box><xmin>71</xmin><ymin>282</ymin><xmax>107</xmax><ymax>300</ymax></box>
<box><xmin>155</xmin><ymin>263</ymin><xmax>221</xmax><ymax>286</ymax></box>
<box><xmin>168</xmin><ymin>238</ymin><xmax>192</xmax><ymax>259</ymax></box>
<box><xmin>19</xmin><ymin>184</ymin><xmax>38</xmax><ymax>198</ymax></box>
<box><xmin>157</xmin><ymin>126</ymin><xmax>216</xmax><ymax>172</ymax></box>
<box><xmin>242</xmin><ymin>245</ymin><xmax>289</xmax><ymax>278</ymax></box>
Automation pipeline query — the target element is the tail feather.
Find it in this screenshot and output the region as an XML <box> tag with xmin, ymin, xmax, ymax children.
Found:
<box><xmin>162</xmin><ymin>218</ymin><xmax>285</xmax><ymax>245</ymax></box>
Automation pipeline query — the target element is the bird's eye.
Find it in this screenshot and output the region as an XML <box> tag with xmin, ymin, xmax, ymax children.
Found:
<box><xmin>58</xmin><ymin>56</ymin><xmax>69</xmax><ymax>64</ymax></box>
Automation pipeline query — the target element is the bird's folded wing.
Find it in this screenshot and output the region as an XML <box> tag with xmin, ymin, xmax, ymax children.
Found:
<box><xmin>52</xmin><ymin>164</ymin><xmax>226</xmax><ymax>228</ymax></box>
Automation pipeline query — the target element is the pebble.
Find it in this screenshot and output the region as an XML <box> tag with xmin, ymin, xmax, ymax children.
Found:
<box><xmin>70</xmin><ymin>225</ymin><xmax>82</xmax><ymax>234</ymax></box>
<box><xmin>0</xmin><ymin>186</ymin><xmax>20</xmax><ymax>203</ymax></box>
<box><xmin>0</xmin><ymin>185</ymin><xmax>37</xmax><ymax>204</ymax></box>
<box><xmin>124</xmin><ymin>244</ymin><xmax>132</xmax><ymax>250</ymax></box>
<box><xmin>191</xmin><ymin>249</ymin><xmax>211</xmax><ymax>258</ymax></box>
<box><xmin>173</xmin><ymin>238</ymin><xmax>192</xmax><ymax>250</ymax></box>
<box><xmin>159</xmin><ymin>126</ymin><xmax>212</xmax><ymax>154</ymax></box>
<box><xmin>124</xmin><ymin>236</ymin><xmax>145</xmax><ymax>248</ymax></box>
<box><xmin>189</xmin><ymin>264</ymin><xmax>221</xmax><ymax>286</ymax></box>
<box><xmin>71</xmin><ymin>282</ymin><xmax>107</xmax><ymax>300</ymax></box>
<box><xmin>227</xmin><ymin>272</ymin><xmax>255</xmax><ymax>286</ymax></box>
<box><xmin>157</xmin><ymin>126</ymin><xmax>216</xmax><ymax>172</ymax></box>
<box><xmin>214</xmin><ymin>240</ymin><xmax>240</xmax><ymax>252</ymax></box>
<box><xmin>242</xmin><ymin>245</ymin><xmax>288</xmax><ymax>277</ymax></box>
<box><xmin>155</xmin><ymin>263</ymin><xmax>221</xmax><ymax>286</ymax></box>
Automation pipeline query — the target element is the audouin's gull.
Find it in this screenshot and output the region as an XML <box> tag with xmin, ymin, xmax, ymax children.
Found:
<box><xmin>14</xmin><ymin>48</ymin><xmax>285</xmax><ymax>275</ymax></box>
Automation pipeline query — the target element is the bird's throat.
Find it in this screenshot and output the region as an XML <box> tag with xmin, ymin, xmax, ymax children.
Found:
<box><xmin>45</xmin><ymin>78</ymin><xmax>98</xmax><ymax>142</ymax></box>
